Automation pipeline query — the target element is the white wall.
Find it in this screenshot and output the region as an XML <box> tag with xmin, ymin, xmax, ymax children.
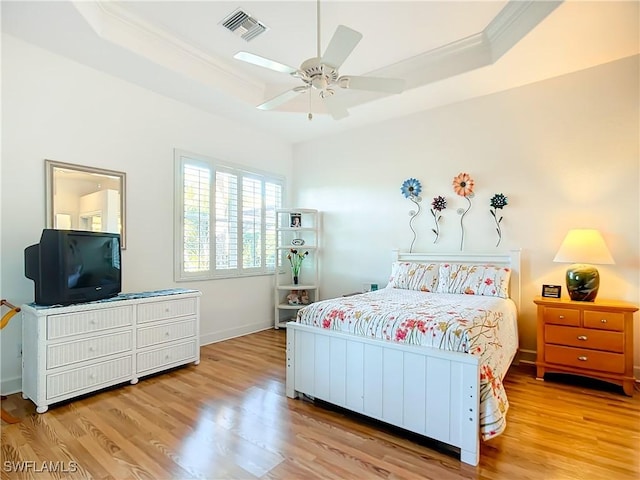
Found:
<box><xmin>2</xmin><ymin>31</ymin><xmax>639</xmax><ymax>394</ymax></box>
<box><xmin>0</xmin><ymin>34</ymin><xmax>293</xmax><ymax>394</ymax></box>
<box><xmin>293</xmin><ymin>55</ymin><xmax>640</xmax><ymax>371</ymax></box>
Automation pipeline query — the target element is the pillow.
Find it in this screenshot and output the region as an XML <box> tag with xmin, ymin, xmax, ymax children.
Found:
<box><xmin>387</xmin><ymin>262</ymin><xmax>439</xmax><ymax>292</ymax></box>
<box><xmin>436</xmin><ymin>263</ymin><xmax>511</xmax><ymax>298</ymax></box>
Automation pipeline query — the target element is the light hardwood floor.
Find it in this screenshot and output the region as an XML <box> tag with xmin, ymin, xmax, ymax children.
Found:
<box><xmin>2</xmin><ymin>329</ymin><xmax>639</xmax><ymax>479</ymax></box>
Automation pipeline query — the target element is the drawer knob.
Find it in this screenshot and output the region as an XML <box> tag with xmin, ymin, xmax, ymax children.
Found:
<box><xmin>600</xmin><ymin>319</ymin><xmax>608</xmax><ymax>324</ymax></box>
<box><xmin>577</xmin><ymin>335</ymin><xmax>588</xmax><ymax>341</ymax></box>
<box><xmin>89</xmin><ymin>346</ymin><xmax>95</xmax><ymax>352</ymax></box>
<box><xmin>558</xmin><ymin>315</ymin><xmax>565</xmax><ymax>319</ymax></box>
<box><xmin>578</xmin><ymin>356</ymin><xmax>588</xmax><ymax>361</ymax></box>
<box><xmin>165</xmin><ymin>308</ymin><xmax>170</xmax><ymax>313</ymax></box>
<box><xmin>165</xmin><ymin>331</ymin><xmax>170</xmax><ymax>336</ymax></box>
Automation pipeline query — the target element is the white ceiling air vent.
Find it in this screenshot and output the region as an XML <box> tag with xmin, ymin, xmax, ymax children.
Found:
<box><xmin>221</xmin><ymin>9</ymin><xmax>268</xmax><ymax>42</ymax></box>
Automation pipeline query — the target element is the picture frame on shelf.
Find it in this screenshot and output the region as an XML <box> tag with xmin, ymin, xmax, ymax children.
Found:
<box><xmin>541</xmin><ymin>284</ymin><xmax>562</xmax><ymax>298</ymax></box>
<box><xmin>290</xmin><ymin>213</ymin><xmax>302</xmax><ymax>228</ymax></box>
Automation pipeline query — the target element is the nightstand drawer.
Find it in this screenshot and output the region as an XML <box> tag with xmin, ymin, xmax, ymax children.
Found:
<box><xmin>543</xmin><ymin>307</ymin><xmax>580</xmax><ymax>326</ymax></box>
<box><xmin>583</xmin><ymin>311</ymin><xmax>624</xmax><ymax>331</ymax></box>
<box><xmin>545</xmin><ymin>325</ymin><xmax>623</xmax><ymax>353</ymax></box>
<box><xmin>545</xmin><ymin>345</ymin><xmax>625</xmax><ymax>374</ymax></box>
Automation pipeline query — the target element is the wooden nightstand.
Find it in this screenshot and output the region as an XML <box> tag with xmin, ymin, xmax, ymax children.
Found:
<box><xmin>534</xmin><ymin>296</ymin><xmax>638</xmax><ymax>395</ymax></box>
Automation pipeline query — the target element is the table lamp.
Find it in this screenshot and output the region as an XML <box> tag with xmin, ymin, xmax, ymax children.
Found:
<box><xmin>553</xmin><ymin>229</ymin><xmax>614</xmax><ymax>301</ymax></box>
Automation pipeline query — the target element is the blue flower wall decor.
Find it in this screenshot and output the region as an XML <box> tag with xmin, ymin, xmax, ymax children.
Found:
<box><xmin>400</xmin><ymin>178</ymin><xmax>422</xmax><ymax>252</ymax></box>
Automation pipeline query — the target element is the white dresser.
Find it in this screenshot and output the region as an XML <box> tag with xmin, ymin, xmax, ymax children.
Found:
<box><xmin>22</xmin><ymin>289</ymin><xmax>201</xmax><ymax>413</ymax></box>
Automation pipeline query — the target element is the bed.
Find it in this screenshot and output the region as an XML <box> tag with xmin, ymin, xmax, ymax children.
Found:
<box><xmin>285</xmin><ymin>249</ymin><xmax>521</xmax><ymax>466</ymax></box>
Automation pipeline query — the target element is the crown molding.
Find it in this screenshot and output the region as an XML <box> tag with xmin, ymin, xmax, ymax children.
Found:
<box><xmin>486</xmin><ymin>0</ymin><xmax>563</xmax><ymax>61</ymax></box>
<box><xmin>326</xmin><ymin>0</ymin><xmax>564</xmax><ymax>115</ymax></box>
<box><xmin>70</xmin><ymin>0</ymin><xmax>265</xmax><ymax>105</ymax></box>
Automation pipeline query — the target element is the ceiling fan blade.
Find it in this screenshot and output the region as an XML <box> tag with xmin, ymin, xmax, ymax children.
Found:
<box><xmin>257</xmin><ymin>87</ymin><xmax>308</xmax><ymax>111</ymax></box>
<box><xmin>321</xmin><ymin>25</ymin><xmax>363</xmax><ymax>69</ymax></box>
<box><xmin>234</xmin><ymin>51</ymin><xmax>298</xmax><ymax>75</ymax></box>
<box><xmin>338</xmin><ymin>76</ymin><xmax>406</xmax><ymax>94</ymax></box>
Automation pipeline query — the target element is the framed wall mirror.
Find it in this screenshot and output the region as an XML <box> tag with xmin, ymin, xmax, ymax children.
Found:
<box><xmin>45</xmin><ymin>160</ymin><xmax>127</xmax><ymax>249</ymax></box>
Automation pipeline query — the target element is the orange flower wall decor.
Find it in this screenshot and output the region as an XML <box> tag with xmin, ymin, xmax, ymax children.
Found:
<box><xmin>453</xmin><ymin>172</ymin><xmax>474</xmax><ymax>196</ymax></box>
<box><xmin>453</xmin><ymin>172</ymin><xmax>475</xmax><ymax>251</ymax></box>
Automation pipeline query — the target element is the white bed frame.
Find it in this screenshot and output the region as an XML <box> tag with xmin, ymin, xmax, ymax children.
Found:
<box><xmin>286</xmin><ymin>249</ymin><xmax>521</xmax><ymax>466</ymax></box>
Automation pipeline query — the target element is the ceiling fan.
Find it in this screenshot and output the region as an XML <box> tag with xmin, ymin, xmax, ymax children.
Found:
<box><xmin>233</xmin><ymin>0</ymin><xmax>406</xmax><ymax>120</ymax></box>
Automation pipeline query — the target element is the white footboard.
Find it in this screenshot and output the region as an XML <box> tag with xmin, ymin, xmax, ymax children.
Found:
<box><xmin>286</xmin><ymin>322</ymin><xmax>481</xmax><ymax>466</ymax></box>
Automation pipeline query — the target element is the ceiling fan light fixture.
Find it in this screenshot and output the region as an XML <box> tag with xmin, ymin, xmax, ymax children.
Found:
<box><xmin>319</xmin><ymin>88</ymin><xmax>335</xmax><ymax>99</ymax></box>
<box><xmin>338</xmin><ymin>77</ymin><xmax>350</xmax><ymax>89</ymax></box>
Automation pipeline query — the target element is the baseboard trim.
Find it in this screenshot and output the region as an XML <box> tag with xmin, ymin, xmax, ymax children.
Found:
<box><xmin>200</xmin><ymin>322</ymin><xmax>273</xmax><ymax>346</ymax></box>
<box><xmin>517</xmin><ymin>348</ymin><xmax>536</xmax><ymax>366</ymax></box>
<box><xmin>1</xmin><ymin>376</ymin><xmax>22</xmax><ymax>396</ymax></box>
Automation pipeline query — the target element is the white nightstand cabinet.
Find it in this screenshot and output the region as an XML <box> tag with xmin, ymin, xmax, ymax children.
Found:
<box><xmin>22</xmin><ymin>289</ymin><xmax>201</xmax><ymax>413</ymax></box>
<box><xmin>274</xmin><ymin>209</ymin><xmax>319</xmax><ymax>329</ymax></box>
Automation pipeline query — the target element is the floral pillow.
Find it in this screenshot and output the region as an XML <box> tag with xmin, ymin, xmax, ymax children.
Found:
<box><xmin>388</xmin><ymin>262</ymin><xmax>439</xmax><ymax>292</ymax></box>
<box><xmin>436</xmin><ymin>263</ymin><xmax>511</xmax><ymax>298</ymax></box>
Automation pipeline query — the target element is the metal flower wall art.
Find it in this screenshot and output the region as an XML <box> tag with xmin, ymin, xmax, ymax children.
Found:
<box><xmin>452</xmin><ymin>172</ymin><xmax>475</xmax><ymax>251</ymax></box>
<box><xmin>400</xmin><ymin>178</ymin><xmax>423</xmax><ymax>253</ymax></box>
<box><xmin>430</xmin><ymin>196</ymin><xmax>447</xmax><ymax>243</ymax></box>
<box><xmin>489</xmin><ymin>193</ymin><xmax>508</xmax><ymax>247</ymax></box>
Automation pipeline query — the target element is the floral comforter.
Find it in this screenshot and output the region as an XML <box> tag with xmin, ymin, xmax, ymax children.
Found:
<box><xmin>295</xmin><ymin>287</ymin><xmax>518</xmax><ymax>440</ymax></box>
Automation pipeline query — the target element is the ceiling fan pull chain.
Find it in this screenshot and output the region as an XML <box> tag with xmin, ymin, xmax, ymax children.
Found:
<box><xmin>308</xmin><ymin>88</ymin><xmax>313</xmax><ymax>121</ymax></box>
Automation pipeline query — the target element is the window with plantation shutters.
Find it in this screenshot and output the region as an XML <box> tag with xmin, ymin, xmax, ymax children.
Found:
<box><xmin>174</xmin><ymin>150</ymin><xmax>284</xmax><ymax>281</ymax></box>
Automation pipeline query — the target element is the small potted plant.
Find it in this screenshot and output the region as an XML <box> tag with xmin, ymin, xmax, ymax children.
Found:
<box><xmin>287</xmin><ymin>249</ymin><xmax>309</xmax><ymax>285</ymax></box>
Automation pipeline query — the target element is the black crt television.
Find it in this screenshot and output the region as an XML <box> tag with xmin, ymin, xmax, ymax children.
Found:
<box><xmin>25</xmin><ymin>229</ymin><xmax>122</xmax><ymax>306</ymax></box>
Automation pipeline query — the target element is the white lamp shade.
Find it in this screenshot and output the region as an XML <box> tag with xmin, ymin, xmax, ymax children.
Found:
<box><xmin>553</xmin><ymin>229</ymin><xmax>615</xmax><ymax>265</ymax></box>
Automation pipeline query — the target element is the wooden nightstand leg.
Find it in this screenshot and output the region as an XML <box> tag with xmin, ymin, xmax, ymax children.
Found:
<box><xmin>536</xmin><ymin>366</ymin><xmax>545</xmax><ymax>381</ymax></box>
<box><xmin>622</xmin><ymin>380</ymin><xmax>634</xmax><ymax>396</ymax></box>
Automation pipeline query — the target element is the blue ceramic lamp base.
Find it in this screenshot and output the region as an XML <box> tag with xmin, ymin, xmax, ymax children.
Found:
<box><xmin>566</xmin><ymin>263</ymin><xmax>600</xmax><ymax>302</ymax></box>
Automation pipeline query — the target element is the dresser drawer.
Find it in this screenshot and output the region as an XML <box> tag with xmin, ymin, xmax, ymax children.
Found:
<box><xmin>46</xmin><ymin>355</ymin><xmax>133</xmax><ymax>400</ymax></box>
<box><xmin>137</xmin><ymin>318</ymin><xmax>197</xmax><ymax>348</ymax></box>
<box><xmin>543</xmin><ymin>307</ymin><xmax>580</xmax><ymax>326</ymax></box>
<box><xmin>545</xmin><ymin>325</ymin><xmax>623</xmax><ymax>353</ymax></box>
<box><xmin>137</xmin><ymin>298</ymin><xmax>197</xmax><ymax>324</ymax></box>
<box><xmin>545</xmin><ymin>345</ymin><xmax>625</xmax><ymax>374</ymax></box>
<box><xmin>47</xmin><ymin>306</ymin><xmax>133</xmax><ymax>340</ymax></box>
<box><xmin>136</xmin><ymin>340</ymin><xmax>197</xmax><ymax>373</ymax></box>
<box><xmin>583</xmin><ymin>311</ymin><xmax>624</xmax><ymax>331</ymax></box>
<box><xmin>47</xmin><ymin>331</ymin><xmax>133</xmax><ymax>369</ymax></box>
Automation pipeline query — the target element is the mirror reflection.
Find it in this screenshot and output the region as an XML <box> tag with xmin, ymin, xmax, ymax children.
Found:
<box><xmin>45</xmin><ymin>160</ymin><xmax>126</xmax><ymax>249</ymax></box>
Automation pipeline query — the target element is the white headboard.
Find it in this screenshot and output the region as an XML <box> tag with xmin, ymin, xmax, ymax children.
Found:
<box><xmin>391</xmin><ymin>249</ymin><xmax>522</xmax><ymax>312</ymax></box>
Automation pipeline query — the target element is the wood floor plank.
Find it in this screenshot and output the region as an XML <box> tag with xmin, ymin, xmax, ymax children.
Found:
<box><xmin>2</xmin><ymin>329</ymin><xmax>639</xmax><ymax>479</ymax></box>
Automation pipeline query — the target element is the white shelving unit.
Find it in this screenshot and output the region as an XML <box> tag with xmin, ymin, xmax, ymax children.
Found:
<box><xmin>274</xmin><ymin>209</ymin><xmax>319</xmax><ymax>329</ymax></box>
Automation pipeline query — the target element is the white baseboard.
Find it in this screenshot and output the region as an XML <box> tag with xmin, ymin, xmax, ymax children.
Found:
<box><xmin>1</xmin><ymin>376</ymin><xmax>22</xmax><ymax>396</ymax></box>
<box><xmin>199</xmin><ymin>322</ymin><xmax>273</xmax><ymax>346</ymax></box>
<box><xmin>517</xmin><ymin>348</ymin><xmax>536</xmax><ymax>366</ymax></box>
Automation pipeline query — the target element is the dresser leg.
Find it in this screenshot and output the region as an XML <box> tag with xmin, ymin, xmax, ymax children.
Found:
<box><xmin>536</xmin><ymin>366</ymin><xmax>545</xmax><ymax>381</ymax></box>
